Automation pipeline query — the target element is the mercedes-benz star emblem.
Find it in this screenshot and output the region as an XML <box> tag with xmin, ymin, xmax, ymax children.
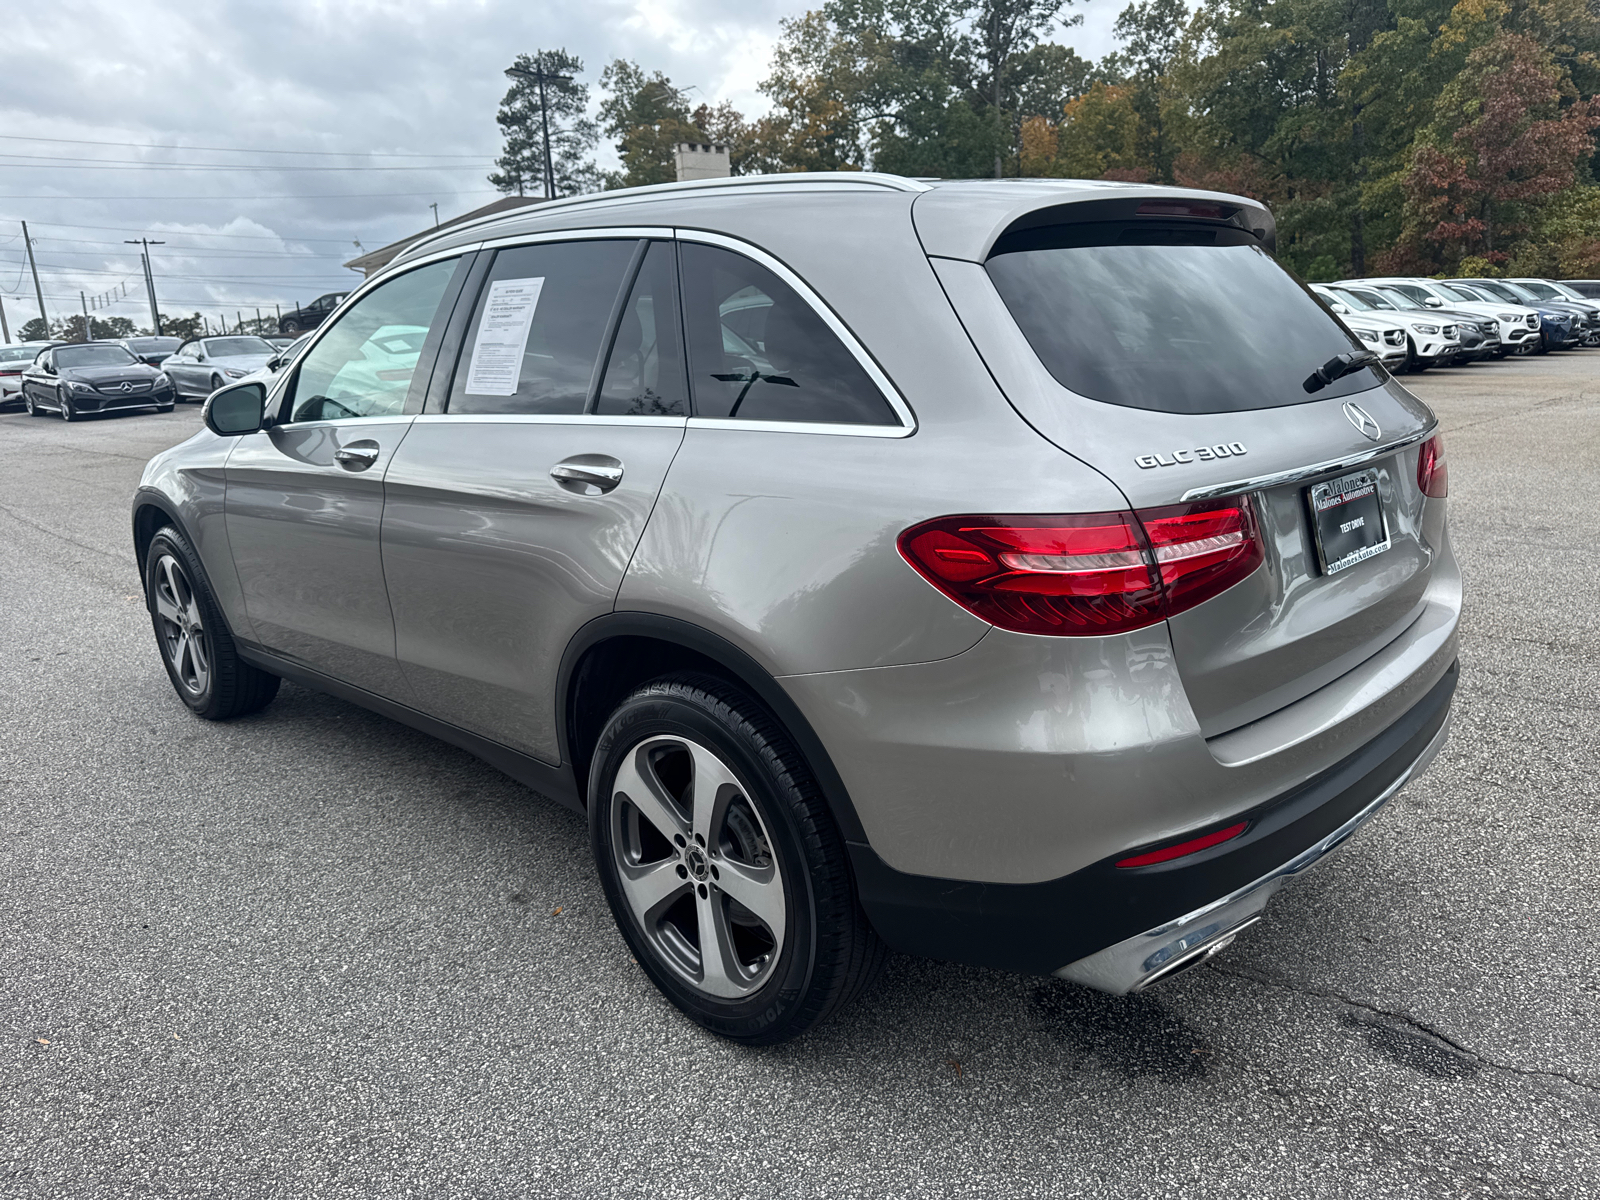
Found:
<box><xmin>1343</xmin><ymin>402</ymin><xmax>1382</xmax><ymax>442</ymax></box>
<box><xmin>118</xmin><ymin>381</ymin><xmax>134</xmax><ymax>392</ymax></box>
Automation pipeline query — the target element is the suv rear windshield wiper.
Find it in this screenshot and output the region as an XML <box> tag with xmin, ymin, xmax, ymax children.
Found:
<box><xmin>1303</xmin><ymin>350</ymin><xmax>1378</xmax><ymax>393</ymax></box>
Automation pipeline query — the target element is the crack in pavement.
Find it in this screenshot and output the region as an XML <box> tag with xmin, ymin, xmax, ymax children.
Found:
<box><xmin>0</xmin><ymin>502</ymin><xmax>125</xmax><ymax>564</ymax></box>
<box><xmin>1211</xmin><ymin>963</ymin><xmax>1600</xmax><ymax>1094</ymax></box>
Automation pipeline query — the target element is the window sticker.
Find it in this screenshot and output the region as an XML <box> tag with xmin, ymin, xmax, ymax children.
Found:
<box><xmin>464</xmin><ymin>277</ymin><xmax>545</xmax><ymax>396</ymax></box>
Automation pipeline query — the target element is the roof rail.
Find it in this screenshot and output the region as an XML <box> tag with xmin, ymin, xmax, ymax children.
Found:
<box><xmin>395</xmin><ymin>171</ymin><xmax>930</xmax><ymax>263</ymax></box>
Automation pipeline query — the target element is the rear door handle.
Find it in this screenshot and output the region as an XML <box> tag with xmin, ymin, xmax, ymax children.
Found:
<box><xmin>550</xmin><ymin>455</ymin><xmax>624</xmax><ymax>495</ymax></box>
<box><xmin>334</xmin><ymin>439</ymin><xmax>380</xmax><ymax>470</ymax></box>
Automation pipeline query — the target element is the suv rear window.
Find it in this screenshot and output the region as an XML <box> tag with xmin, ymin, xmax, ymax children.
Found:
<box><xmin>985</xmin><ymin>223</ymin><xmax>1378</xmax><ymax>414</ymax></box>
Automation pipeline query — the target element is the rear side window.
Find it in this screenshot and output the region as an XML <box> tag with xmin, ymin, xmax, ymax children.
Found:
<box><xmin>679</xmin><ymin>242</ymin><xmax>897</xmax><ymax>426</ymax></box>
<box><xmin>985</xmin><ymin>223</ymin><xmax>1376</xmax><ymax>414</ymax></box>
<box><xmin>448</xmin><ymin>240</ymin><xmax>637</xmax><ymax>416</ymax></box>
<box><xmin>596</xmin><ymin>241</ymin><xmax>688</xmax><ymax>417</ymax></box>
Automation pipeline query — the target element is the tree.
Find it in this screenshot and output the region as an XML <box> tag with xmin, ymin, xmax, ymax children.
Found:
<box><xmin>153</xmin><ymin>313</ymin><xmax>205</xmax><ymax>341</ymax></box>
<box><xmin>969</xmin><ymin>0</ymin><xmax>1080</xmax><ymax>176</ymax></box>
<box><xmin>691</xmin><ymin>102</ymin><xmax>759</xmax><ymax>175</ymax></box>
<box><xmin>1107</xmin><ymin>0</ymin><xmax>1188</xmax><ymax>182</ymax></box>
<box><xmin>489</xmin><ymin>50</ymin><xmax>601</xmax><ymax>199</ymax></box>
<box><xmin>1401</xmin><ymin>30</ymin><xmax>1600</xmax><ymax>265</ymax></box>
<box><xmin>599</xmin><ymin>60</ymin><xmax>703</xmax><ymax>187</ymax></box>
<box><xmin>18</xmin><ymin>317</ymin><xmax>49</xmax><ymax>341</ymax></box>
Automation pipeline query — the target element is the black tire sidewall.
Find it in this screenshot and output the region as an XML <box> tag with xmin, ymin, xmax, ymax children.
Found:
<box><xmin>589</xmin><ymin>685</ymin><xmax>821</xmax><ymax>1042</ymax></box>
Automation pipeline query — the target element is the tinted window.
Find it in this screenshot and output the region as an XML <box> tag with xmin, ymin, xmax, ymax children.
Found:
<box><xmin>128</xmin><ymin>337</ymin><xmax>181</xmax><ymax>354</ymax></box>
<box><xmin>679</xmin><ymin>241</ymin><xmax>897</xmax><ymax>425</ymax></box>
<box><xmin>287</xmin><ymin>258</ymin><xmax>457</xmax><ymax>423</ymax></box>
<box><xmin>985</xmin><ymin>223</ymin><xmax>1376</xmax><ymax>413</ymax></box>
<box><xmin>1565</xmin><ymin>281</ymin><xmax>1600</xmax><ymax>298</ymax></box>
<box><xmin>596</xmin><ymin>241</ymin><xmax>687</xmax><ymax>417</ymax></box>
<box><xmin>0</xmin><ymin>346</ymin><xmax>35</xmax><ymax>362</ymax></box>
<box><xmin>55</xmin><ymin>345</ymin><xmax>138</xmax><ymax>368</ymax></box>
<box><xmin>448</xmin><ymin>240</ymin><xmax>637</xmax><ymax>416</ymax></box>
<box><xmin>204</xmin><ymin>337</ymin><xmax>273</xmax><ymax>357</ymax></box>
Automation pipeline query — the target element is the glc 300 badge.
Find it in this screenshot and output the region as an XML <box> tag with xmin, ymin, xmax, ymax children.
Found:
<box><xmin>1135</xmin><ymin>442</ymin><xmax>1247</xmax><ymax>469</ymax></box>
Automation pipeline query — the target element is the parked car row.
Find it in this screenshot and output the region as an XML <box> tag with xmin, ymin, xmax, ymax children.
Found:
<box><xmin>1312</xmin><ymin>276</ymin><xmax>1600</xmax><ymax>374</ymax></box>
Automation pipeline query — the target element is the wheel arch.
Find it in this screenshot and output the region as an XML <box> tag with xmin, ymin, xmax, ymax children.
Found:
<box><xmin>558</xmin><ymin>613</ymin><xmax>868</xmax><ymax>844</ymax></box>
<box><xmin>131</xmin><ymin>490</ymin><xmax>229</xmax><ymax>621</ymax></box>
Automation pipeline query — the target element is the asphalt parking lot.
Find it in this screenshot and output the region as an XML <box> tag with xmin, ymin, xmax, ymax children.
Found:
<box><xmin>2</xmin><ymin>355</ymin><xmax>1596</xmax><ymax>1199</ymax></box>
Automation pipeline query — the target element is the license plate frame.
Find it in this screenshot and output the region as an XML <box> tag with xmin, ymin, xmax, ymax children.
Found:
<box><xmin>1306</xmin><ymin>468</ymin><xmax>1391</xmax><ymax>575</ymax></box>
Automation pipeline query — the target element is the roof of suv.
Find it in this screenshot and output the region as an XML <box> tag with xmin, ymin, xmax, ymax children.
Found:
<box><xmin>389</xmin><ymin>172</ymin><xmax>1276</xmax><ymax>270</ymax></box>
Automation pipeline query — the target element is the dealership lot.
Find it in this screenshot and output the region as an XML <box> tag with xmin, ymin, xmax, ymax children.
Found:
<box><xmin>1</xmin><ymin>356</ymin><xmax>1596</xmax><ymax>1197</ymax></box>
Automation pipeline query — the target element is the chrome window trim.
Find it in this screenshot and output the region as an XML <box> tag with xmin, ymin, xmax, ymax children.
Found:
<box><xmin>685</xmin><ymin>416</ymin><xmax>910</xmax><ymax>439</ymax></box>
<box><xmin>1180</xmin><ymin>421</ymin><xmax>1437</xmax><ymax>502</ymax></box>
<box><xmin>473</xmin><ymin>225</ymin><xmax>670</xmax><ymax>252</ymax></box>
<box><xmin>411</xmin><ymin>412</ymin><xmax>687</xmax><ymax>429</ymax></box>
<box><xmin>675</xmin><ymin>227</ymin><xmax>917</xmax><ymax>438</ymax></box>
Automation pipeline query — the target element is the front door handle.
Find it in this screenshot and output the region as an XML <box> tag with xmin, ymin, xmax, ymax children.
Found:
<box><xmin>334</xmin><ymin>439</ymin><xmax>380</xmax><ymax>470</ymax></box>
<box><xmin>550</xmin><ymin>455</ymin><xmax>624</xmax><ymax>495</ymax></box>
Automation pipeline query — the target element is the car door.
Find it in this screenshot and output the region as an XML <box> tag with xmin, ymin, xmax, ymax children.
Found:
<box><xmin>223</xmin><ymin>254</ymin><xmax>468</xmax><ymax>699</ymax></box>
<box><xmin>380</xmin><ymin>236</ymin><xmax>687</xmax><ymax>763</ymax></box>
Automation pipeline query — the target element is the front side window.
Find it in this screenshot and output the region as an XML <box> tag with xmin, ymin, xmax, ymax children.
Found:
<box><xmin>679</xmin><ymin>241</ymin><xmax>897</xmax><ymax>426</ymax></box>
<box><xmin>986</xmin><ymin>222</ymin><xmax>1375</xmax><ymax>413</ymax></box>
<box><xmin>287</xmin><ymin>258</ymin><xmax>458</xmax><ymax>423</ymax></box>
<box><xmin>596</xmin><ymin>241</ymin><xmax>688</xmax><ymax>417</ymax></box>
<box><xmin>204</xmin><ymin>337</ymin><xmax>273</xmax><ymax>357</ymax></box>
<box><xmin>447</xmin><ymin>239</ymin><xmax>637</xmax><ymax>416</ymax></box>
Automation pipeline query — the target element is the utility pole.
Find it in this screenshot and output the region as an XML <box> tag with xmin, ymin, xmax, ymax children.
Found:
<box><xmin>0</xmin><ymin>292</ymin><xmax>10</xmax><ymax>343</ymax></box>
<box><xmin>429</xmin><ymin>202</ymin><xmax>440</xmax><ymax>227</ymax></box>
<box><xmin>80</xmin><ymin>291</ymin><xmax>90</xmax><ymax>340</ymax></box>
<box><xmin>505</xmin><ymin>55</ymin><xmax>571</xmax><ymax>200</ymax></box>
<box><xmin>21</xmin><ymin>221</ymin><xmax>47</xmax><ymax>333</ymax></box>
<box><xmin>126</xmin><ymin>238</ymin><xmax>165</xmax><ymax>334</ymax></box>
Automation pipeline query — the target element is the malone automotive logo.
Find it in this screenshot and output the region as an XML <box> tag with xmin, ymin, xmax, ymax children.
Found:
<box><xmin>1135</xmin><ymin>442</ymin><xmax>1247</xmax><ymax>469</ymax></box>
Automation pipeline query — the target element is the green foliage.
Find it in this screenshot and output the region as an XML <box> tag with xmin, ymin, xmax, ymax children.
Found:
<box><xmin>18</xmin><ymin>317</ymin><xmax>49</xmax><ymax>341</ymax></box>
<box><xmin>490</xmin><ymin>50</ymin><xmax>601</xmax><ymax>198</ymax></box>
<box><xmin>155</xmin><ymin>313</ymin><xmax>206</xmax><ymax>341</ymax></box>
<box><xmin>599</xmin><ymin>60</ymin><xmax>703</xmax><ymax>188</ymax></box>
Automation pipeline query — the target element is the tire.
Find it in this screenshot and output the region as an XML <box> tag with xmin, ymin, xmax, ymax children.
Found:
<box><xmin>209</xmin><ymin>374</ymin><xmax>223</xmax><ymax>394</ymax></box>
<box><xmin>23</xmin><ymin>391</ymin><xmax>38</xmax><ymax>417</ymax></box>
<box><xmin>155</xmin><ymin>403</ymin><xmax>174</xmax><ymax>413</ymax></box>
<box><xmin>144</xmin><ymin>525</ymin><xmax>280</xmax><ymax>720</ymax></box>
<box><xmin>57</xmin><ymin>388</ymin><xmax>74</xmax><ymax>421</ymax></box>
<box><xmin>1403</xmin><ymin>338</ymin><xmax>1424</xmax><ymax>373</ymax></box>
<box><xmin>280</xmin><ymin>319</ymin><xmax>300</xmax><ymax>335</ymax></box>
<box><xmin>589</xmin><ymin>673</ymin><xmax>886</xmax><ymax>1045</ymax></box>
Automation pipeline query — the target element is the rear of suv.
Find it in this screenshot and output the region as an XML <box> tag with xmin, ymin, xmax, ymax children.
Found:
<box><xmin>133</xmin><ymin>175</ymin><xmax>1459</xmax><ymax>1043</ymax></box>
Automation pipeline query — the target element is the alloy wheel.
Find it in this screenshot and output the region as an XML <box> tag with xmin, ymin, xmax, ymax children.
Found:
<box><xmin>151</xmin><ymin>553</ymin><xmax>211</xmax><ymax>696</ymax></box>
<box><xmin>23</xmin><ymin>392</ymin><xmax>36</xmax><ymax>416</ymax></box>
<box><xmin>57</xmin><ymin>389</ymin><xmax>73</xmax><ymax>421</ymax></box>
<box><xmin>609</xmin><ymin>734</ymin><xmax>786</xmax><ymax>999</ymax></box>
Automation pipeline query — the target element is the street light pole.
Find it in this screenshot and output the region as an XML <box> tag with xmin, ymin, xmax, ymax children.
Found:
<box><xmin>21</xmin><ymin>221</ymin><xmax>47</xmax><ymax>333</ymax></box>
<box><xmin>126</xmin><ymin>238</ymin><xmax>166</xmax><ymax>334</ymax></box>
<box><xmin>505</xmin><ymin>55</ymin><xmax>572</xmax><ymax>200</ymax></box>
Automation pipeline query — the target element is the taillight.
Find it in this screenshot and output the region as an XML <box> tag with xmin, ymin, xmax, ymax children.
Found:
<box><xmin>1417</xmin><ymin>434</ymin><xmax>1447</xmax><ymax>498</ymax></box>
<box><xmin>898</xmin><ymin>498</ymin><xmax>1263</xmax><ymax>637</ymax></box>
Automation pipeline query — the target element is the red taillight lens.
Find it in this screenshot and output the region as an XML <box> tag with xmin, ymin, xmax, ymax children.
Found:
<box><xmin>897</xmin><ymin>513</ymin><xmax>1163</xmax><ymax>635</ymax></box>
<box><xmin>898</xmin><ymin>498</ymin><xmax>1262</xmax><ymax>636</ymax></box>
<box><xmin>1417</xmin><ymin>434</ymin><xmax>1447</xmax><ymax>498</ymax></box>
<box><xmin>1136</xmin><ymin>200</ymin><xmax>1236</xmax><ymax>220</ymax></box>
<box><xmin>1116</xmin><ymin>821</ymin><xmax>1249</xmax><ymax>868</ymax></box>
<box><xmin>1141</xmin><ymin>500</ymin><xmax>1264</xmax><ymax>618</ymax></box>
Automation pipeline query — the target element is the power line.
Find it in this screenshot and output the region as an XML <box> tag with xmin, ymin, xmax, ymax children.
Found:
<box><xmin>0</xmin><ymin>189</ymin><xmax>501</xmax><ymax>201</ymax></box>
<box><xmin>0</xmin><ymin>132</ymin><xmax>490</xmax><ymax>159</ymax></box>
<box><xmin>13</xmin><ymin>219</ymin><xmax>385</xmax><ymax>244</ymax></box>
<box><xmin>0</xmin><ymin>156</ymin><xmax>491</xmax><ymax>172</ymax></box>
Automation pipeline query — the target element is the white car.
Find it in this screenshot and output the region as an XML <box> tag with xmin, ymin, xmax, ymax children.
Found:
<box><xmin>1311</xmin><ymin>285</ymin><xmax>1457</xmax><ymax>371</ymax></box>
<box><xmin>1334</xmin><ymin>283</ymin><xmax>1501</xmax><ymax>363</ymax></box>
<box><xmin>1355</xmin><ymin>277</ymin><xmax>1542</xmax><ymax>354</ymax></box>
<box><xmin>1305</xmin><ymin>288</ymin><xmax>1408</xmax><ymax>369</ymax></box>
<box><xmin>0</xmin><ymin>342</ymin><xmax>59</xmax><ymax>409</ymax></box>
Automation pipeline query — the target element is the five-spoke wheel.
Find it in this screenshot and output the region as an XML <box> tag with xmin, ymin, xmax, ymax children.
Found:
<box><xmin>589</xmin><ymin>674</ymin><xmax>885</xmax><ymax>1044</ymax></box>
<box><xmin>610</xmin><ymin>734</ymin><xmax>786</xmax><ymax>998</ymax></box>
<box><xmin>152</xmin><ymin>552</ymin><xmax>211</xmax><ymax>697</ymax></box>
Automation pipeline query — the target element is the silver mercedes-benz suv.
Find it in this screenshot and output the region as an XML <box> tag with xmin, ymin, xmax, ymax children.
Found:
<box><xmin>133</xmin><ymin>174</ymin><xmax>1459</xmax><ymax>1044</ymax></box>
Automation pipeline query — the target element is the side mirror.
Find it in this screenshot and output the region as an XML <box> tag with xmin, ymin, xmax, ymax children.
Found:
<box><xmin>266</xmin><ymin>355</ymin><xmax>283</xmax><ymax>372</ymax></box>
<box><xmin>1425</xmin><ymin>297</ymin><xmax>1443</xmax><ymax>307</ymax></box>
<box><xmin>204</xmin><ymin>381</ymin><xmax>267</xmax><ymax>436</ymax></box>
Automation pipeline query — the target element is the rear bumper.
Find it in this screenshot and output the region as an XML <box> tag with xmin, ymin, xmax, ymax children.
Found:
<box><xmin>1057</xmin><ymin>698</ymin><xmax>1452</xmax><ymax>992</ymax></box>
<box><xmin>846</xmin><ymin>659</ymin><xmax>1457</xmax><ymax>977</ymax></box>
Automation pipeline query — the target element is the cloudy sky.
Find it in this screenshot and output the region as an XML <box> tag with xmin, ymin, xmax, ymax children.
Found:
<box><xmin>0</xmin><ymin>0</ymin><xmax>1121</xmax><ymax>336</ymax></box>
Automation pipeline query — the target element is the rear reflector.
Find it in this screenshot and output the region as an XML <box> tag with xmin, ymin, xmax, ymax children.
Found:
<box><xmin>1417</xmin><ymin>434</ymin><xmax>1448</xmax><ymax>498</ymax></box>
<box><xmin>1116</xmin><ymin>821</ymin><xmax>1249</xmax><ymax>868</ymax></box>
<box><xmin>898</xmin><ymin>498</ymin><xmax>1262</xmax><ymax>637</ymax></box>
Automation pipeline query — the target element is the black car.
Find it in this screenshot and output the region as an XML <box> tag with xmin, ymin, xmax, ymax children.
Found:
<box><xmin>1561</xmin><ymin>279</ymin><xmax>1600</xmax><ymax>299</ymax></box>
<box><xmin>20</xmin><ymin>342</ymin><xmax>175</xmax><ymax>420</ymax></box>
<box><xmin>276</xmin><ymin>292</ymin><xmax>348</xmax><ymax>335</ymax></box>
<box><xmin>112</xmin><ymin>335</ymin><xmax>184</xmax><ymax>367</ymax></box>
